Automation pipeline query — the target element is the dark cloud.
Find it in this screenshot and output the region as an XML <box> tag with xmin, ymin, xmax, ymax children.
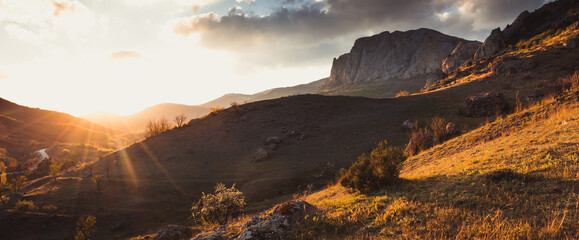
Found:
<box><xmin>109</xmin><ymin>51</ymin><xmax>145</xmax><ymax>60</ymax></box>
<box><xmin>174</xmin><ymin>0</ymin><xmax>546</xmax><ymax>68</ymax></box>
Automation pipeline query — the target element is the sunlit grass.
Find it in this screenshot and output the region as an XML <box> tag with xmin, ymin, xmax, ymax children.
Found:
<box><xmin>298</xmin><ymin>90</ymin><xmax>579</xmax><ymax>239</ymax></box>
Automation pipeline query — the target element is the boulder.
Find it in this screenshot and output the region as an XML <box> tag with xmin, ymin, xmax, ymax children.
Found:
<box><xmin>401</xmin><ymin>120</ymin><xmax>416</xmax><ymax>130</ymax></box>
<box><xmin>236</xmin><ymin>200</ymin><xmax>318</xmax><ymax>240</ymax></box>
<box><xmin>461</xmin><ymin>92</ymin><xmax>509</xmax><ymax>117</ymax></box>
<box><xmin>265</xmin><ymin>137</ymin><xmax>281</xmax><ymax>145</ymax></box>
<box><xmin>253</xmin><ymin>148</ymin><xmax>269</xmax><ymax>162</ymax></box>
<box><xmin>442</xmin><ymin>41</ymin><xmax>482</xmax><ymax>74</ymax></box>
<box><xmin>153</xmin><ymin>225</ymin><xmax>193</xmax><ymax>240</ymax></box>
<box><xmin>445</xmin><ymin>122</ymin><xmax>458</xmax><ymax>135</ymax></box>
<box><xmin>492</xmin><ymin>58</ymin><xmax>536</xmax><ymax>75</ymax></box>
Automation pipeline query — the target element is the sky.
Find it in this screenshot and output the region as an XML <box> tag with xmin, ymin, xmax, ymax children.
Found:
<box><xmin>0</xmin><ymin>0</ymin><xmax>549</xmax><ymax>116</ymax></box>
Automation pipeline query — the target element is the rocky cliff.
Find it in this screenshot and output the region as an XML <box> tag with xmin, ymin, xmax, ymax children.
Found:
<box><xmin>321</xmin><ymin>28</ymin><xmax>475</xmax><ymax>93</ymax></box>
<box><xmin>474</xmin><ymin>0</ymin><xmax>579</xmax><ymax>60</ymax></box>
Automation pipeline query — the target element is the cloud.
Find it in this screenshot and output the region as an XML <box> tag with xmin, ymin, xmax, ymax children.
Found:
<box><xmin>51</xmin><ymin>0</ymin><xmax>77</xmax><ymax>16</ymax></box>
<box><xmin>236</xmin><ymin>0</ymin><xmax>255</xmax><ymax>4</ymax></box>
<box><xmin>172</xmin><ymin>0</ymin><xmax>546</xmax><ymax>68</ymax></box>
<box><xmin>110</xmin><ymin>51</ymin><xmax>146</xmax><ymax>60</ymax></box>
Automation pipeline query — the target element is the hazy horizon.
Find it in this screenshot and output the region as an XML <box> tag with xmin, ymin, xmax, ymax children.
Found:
<box><xmin>0</xmin><ymin>0</ymin><xmax>549</xmax><ymax>116</ymax></box>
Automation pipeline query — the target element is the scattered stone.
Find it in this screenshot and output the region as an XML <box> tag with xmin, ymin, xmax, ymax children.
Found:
<box><xmin>82</xmin><ymin>168</ymin><xmax>93</xmax><ymax>179</ymax></box>
<box><xmin>267</xmin><ymin>144</ymin><xmax>277</xmax><ymax>151</ymax></box>
<box><xmin>401</xmin><ymin>120</ymin><xmax>416</xmax><ymax>130</ymax></box>
<box><xmin>236</xmin><ymin>200</ymin><xmax>318</xmax><ymax>240</ymax></box>
<box><xmin>265</xmin><ymin>137</ymin><xmax>281</xmax><ymax>145</ymax></box>
<box><xmin>461</xmin><ymin>92</ymin><xmax>509</xmax><ymax>117</ymax></box>
<box><xmin>445</xmin><ymin>122</ymin><xmax>458</xmax><ymax>135</ymax></box>
<box><xmin>563</xmin><ymin>38</ymin><xmax>579</xmax><ymax>49</ymax></box>
<box><xmin>253</xmin><ymin>148</ymin><xmax>269</xmax><ymax>162</ymax></box>
<box><xmin>153</xmin><ymin>225</ymin><xmax>193</xmax><ymax>240</ymax></box>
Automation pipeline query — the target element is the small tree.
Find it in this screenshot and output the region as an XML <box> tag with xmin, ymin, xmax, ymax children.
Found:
<box><xmin>9</xmin><ymin>175</ymin><xmax>27</xmax><ymax>193</ymax></box>
<box><xmin>49</xmin><ymin>163</ymin><xmax>62</xmax><ymax>182</ymax></box>
<box><xmin>75</xmin><ymin>215</ymin><xmax>96</xmax><ymax>240</ymax></box>
<box><xmin>191</xmin><ymin>183</ymin><xmax>246</xmax><ymax>225</ymax></box>
<box><xmin>92</xmin><ymin>175</ymin><xmax>103</xmax><ymax>191</ymax></box>
<box><xmin>174</xmin><ymin>113</ymin><xmax>188</xmax><ymax>128</ymax></box>
<box><xmin>0</xmin><ymin>172</ymin><xmax>7</xmax><ymax>205</ymax></box>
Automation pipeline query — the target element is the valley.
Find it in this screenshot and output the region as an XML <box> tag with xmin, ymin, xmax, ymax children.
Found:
<box><xmin>0</xmin><ymin>0</ymin><xmax>578</xmax><ymax>239</ymax></box>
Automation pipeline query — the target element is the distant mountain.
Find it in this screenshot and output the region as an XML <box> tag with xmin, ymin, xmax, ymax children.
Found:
<box><xmin>0</xmin><ymin>97</ymin><xmax>127</xmax><ymax>167</ymax></box>
<box><xmin>82</xmin><ymin>103</ymin><xmax>210</xmax><ymax>133</ymax></box>
<box><xmin>200</xmin><ymin>78</ymin><xmax>326</xmax><ymax>108</ymax></box>
<box><xmin>319</xmin><ymin>28</ymin><xmax>480</xmax><ymax>97</ymax></box>
<box><xmin>83</xmin><ymin>78</ymin><xmax>327</xmax><ymax>132</ymax></box>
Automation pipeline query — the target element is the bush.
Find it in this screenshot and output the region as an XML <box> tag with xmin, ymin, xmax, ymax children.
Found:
<box><xmin>145</xmin><ymin>117</ymin><xmax>171</xmax><ymax>138</ymax></box>
<box><xmin>15</xmin><ymin>199</ymin><xmax>38</xmax><ymax>211</ymax></box>
<box><xmin>191</xmin><ymin>183</ymin><xmax>246</xmax><ymax>225</ymax></box>
<box><xmin>75</xmin><ymin>216</ymin><xmax>96</xmax><ymax>240</ymax></box>
<box><xmin>340</xmin><ymin>141</ymin><xmax>406</xmax><ymax>193</ymax></box>
<box><xmin>41</xmin><ymin>204</ymin><xmax>58</xmax><ymax>212</ymax></box>
<box><xmin>405</xmin><ymin>129</ymin><xmax>435</xmax><ymax>156</ymax></box>
<box><xmin>395</xmin><ymin>91</ymin><xmax>411</xmax><ymax>97</ymax></box>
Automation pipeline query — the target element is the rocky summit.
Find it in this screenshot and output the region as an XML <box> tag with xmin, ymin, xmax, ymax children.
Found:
<box><xmin>321</xmin><ymin>28</ymin><xmax>477</xmax><ymax>94</ymax></box>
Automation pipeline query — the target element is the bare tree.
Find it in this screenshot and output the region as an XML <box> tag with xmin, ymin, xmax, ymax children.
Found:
<box><xmin>174</xmin><ymin>113</ymin><xmax>188</xmax><ymax>128</ymax></box>
<box><xmin>146</xmin><ymin>117</ymin><xmax>171</xmax><ymax>138</ymax></box>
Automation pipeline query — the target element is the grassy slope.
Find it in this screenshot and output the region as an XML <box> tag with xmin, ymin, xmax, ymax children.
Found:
<box><xmin>303</xmin><ymin>91</ymin><xmax>579</xmax><ymax>239</ymax></box>
<box><xmin>299</xmin><ymin>19</ymin><xmax>579</xmax><ymax>240</ymax></box>
<box><xmin>5</xmin><ymin>28</ymin><xmax>579</xmax><ymax>240</ymax></box>
<box><xmin>0</xmin><ymin>97</ymin><xmax>129</xmax><ymax>162</ymax></box>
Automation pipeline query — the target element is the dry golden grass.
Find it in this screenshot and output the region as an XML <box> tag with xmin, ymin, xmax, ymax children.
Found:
<box><xmin>300</xmin><ymin>90</ymin><xmax>579</xmax><ymax>239</ymax></box>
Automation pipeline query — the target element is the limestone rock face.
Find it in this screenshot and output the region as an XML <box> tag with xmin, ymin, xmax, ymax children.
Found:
<box><xmin>473</xmin><ymin>28</ymin><xmax>506</xmax><ymax>60</ymax></box>
<box><xmin>442</xmin><ymin>41</ymin><xmax>482</xmax><ymax>74</ymax></box>
<box><xmin>322</xmin><ymin>28</ymin><xmax>468</xmax><ymax>91</ymax></box>
<box><xmin>473</xmin><ymin>0</ymin><xmax>579</xmax><ymax>60</ymax></box>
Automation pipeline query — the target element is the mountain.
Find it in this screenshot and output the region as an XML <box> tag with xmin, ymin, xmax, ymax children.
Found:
<box><xmin>200</xmin><ymin>78</ymin><xmax>326</xmax><ymax>108</ymax></box>
<box><xmin>3</xmin><ymin>0</ymin><xmax>578</xmax><ymax>239</ymax></box>
<box><xmin>0</xmin><ymin>97</ymin><xmax>128</xmax><ymax>169</ymax></box>
<box><xmin>82</xmin><ymin>104</ymin><xmax>210</xmax><ymax>133</ymax></box>
<box><xmin>82</xmin><ymin>78</ymin><xmax>326</xmax><ymax>132</ymax></box>
<box><xmin>319</xmin><ymin>28</ymin><xmax>481</xmax><ymax>97</ymax></box>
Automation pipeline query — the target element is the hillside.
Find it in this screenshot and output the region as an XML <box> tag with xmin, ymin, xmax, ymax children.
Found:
<box><xmin>200</xmin><ymin>78</ymin><xmax>326</xmax><ymax>108</ymax></box>
<box><xmin>2</xmin><ymin>1</ymin><xmax>578</xmax><ymax>239</ymax></box>
<box><xmin>0</xmin><ymin>97</ymin><xmax>129</xmax><ymax>169</ymax></box>
<box><xmin>300</xmin><ymin>89</ymin><xmax>578</xmax><ymax>239</ymax></box>
<box><xmin>82</xmin><ymin>103</ymin><xmax>210</xmax><ymax>133</ymax></box>
<box><xmin>82</xmin><ymin>78</ymin><xmax>326</xmax><ymax>133</ymax></box>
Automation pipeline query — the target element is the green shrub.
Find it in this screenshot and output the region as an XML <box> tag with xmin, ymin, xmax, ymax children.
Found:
<box><xmin>15</xmin><ymin>199</ymin><xmax>38</xmax><ymax>211</ymax></box>
<box><xmin>75</xmin><ymin>216</ymin><xmax>96</xmax><ymax>240</ymax></box>
<box><xmin>340</xmin><ymin>141</ymin><xmax>406</xmax><ymax>193</ymax></box>
<box><xmin>191</xmin><ymin>183</ymin><xmax>246</xmax><ymax>225</ymax></box>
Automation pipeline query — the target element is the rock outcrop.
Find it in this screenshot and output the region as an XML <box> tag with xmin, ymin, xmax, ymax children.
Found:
<box><xmin>322</xmin><ymin>28</ymin><xmax>472</xmax><ymax>93</ymax></box>
<box><xmin>442</xmin><ymin>41</ymin><xmax>482</xmax><ymax>74</ymax></box>
<box><xmin>192</xmin><ymin>200</ymin><xmax>318</xmax><ymax>240</ymax></box>
<box><xmin>473</xmin><ymin>0</ymin><xmax>579</xmax><ymax>60</ymax></box>
<box><xmin>153</xmin><ymin>225</ymin><xmax>193</xmax><ymax>240</ymax></box>
<box><xmin>461</xmin><ymin>92</ymin><xmax>509</xmax><ymax>117</ymax></box>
